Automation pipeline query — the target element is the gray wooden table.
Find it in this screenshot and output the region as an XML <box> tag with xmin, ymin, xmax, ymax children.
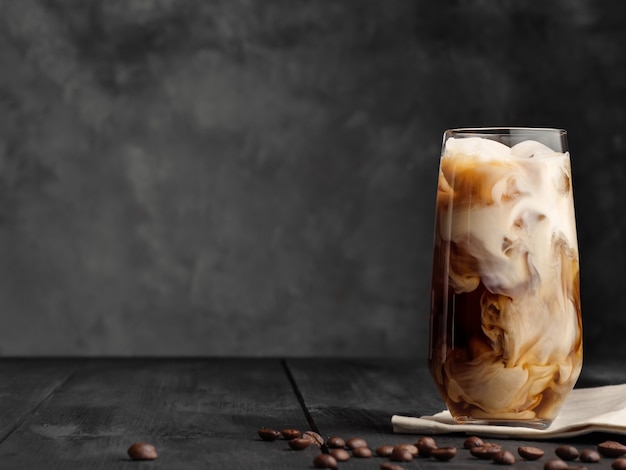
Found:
<box><xmin>0</xmin><ymin>358</ymin><xmax>623</xmax><ymax>469</ymax></box>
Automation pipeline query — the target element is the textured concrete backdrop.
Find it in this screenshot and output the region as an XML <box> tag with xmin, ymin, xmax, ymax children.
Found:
<box><xmin>0</xmin><ymin>0</ymin><xmax>624</xmax><ymax>357</ymax></box>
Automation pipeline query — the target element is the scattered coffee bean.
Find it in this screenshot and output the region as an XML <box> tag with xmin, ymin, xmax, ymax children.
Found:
<box><xmin>390</xmin><ymin>447</ymin><xmax>413</xmax><ymax>462</ymax></box>
<box><xmin>544</xmin><ymin>459</ymin><xmax>569</xmax><ymax>470</ymax></box>
<box><xmin>258</xmin><ymin>427</ymin><xmax>281</xmax><ymax>441</ymax></box>
<box><xmin>346</xmin><ymin>437</ymin><xmax>368</xmax><ymax>449</ymax></box>
<box><xmin>613</xmin><ymin>458</ymin><xmax>626</xmax><ymax>470</ymax></box>
<box><xmin>326</xmin><ymin>436</ymin><xmax>345</xmax><ymax>448</ymax></box>
<box><xmin>352</xmin><ymin>446</ymin><xmax>373</xmax><ymax>458</ymax></box>
<box><xmin>303</xmin><ymin>431</ymin><xmax>324</xmax><ymax>447</ymax></box>
<box><xmin>376</xmin><ymin>445</ymin><xmax>394</xmax><ymax>457</ymax></box>
<box><xmin>281</xmin><ymin>429</ymin><xmax>301</xmax><ymax>440</ymax></box>
<box><xmin>394</xmin><ymin>443</ymin><xmax>419</xmax><ymax>456</ymax></box>
<box><xmin>493</xmin><ymin>450</ymin><xmax>515</xmax><ymax>465</ymax></box>
<box><xmin>518</xmin><ymin>446</ymin><xmax>545</xmax><ymax>460</ymax></box>
<box><xmin>579</xmin><ymin>449</ymin><xmax>600</xmax><ymax>463</ymax></box>
<box><xmin>599</xmin><ymin>441</ymin><xmax>626</xmax><ymax>458</ymax></box>
<box><xmin>470</xmin><ymin>444</ymin><xmax>502</xmax><ymax>460</ymax></box>
<box><xmin>380</xmin><ymin>463</ymin><xmax>404</xmax><ymax>470</ymax></box>
<box><xmin>543</xmin><ymin>460</ymin><xmax>589</xmax><ymax>470</ymax></box>
<box><xmin>127</xmin><ymin>442</ymin><xmax>158</xmax><ymax>461</ymax></box>
<box><xmin>555</xmin><ymin>445</ymin><xmax>580</xmax><ymax>461</ymax></box>
<box><xmin>464</xmin><ymin>436</ymin><xmax>485</xmax><ymax>449</ymax></box>
<box><xmin>313</xmin><ymin>454</ymin><xmax>338</xmax><ymax>469</ymax></box>
<box><xmin>416</xmin><ymin>436</ymin><xmax>437</xmax><ymax>456</ymax></box>
<box><xmin>431</xmin><ymin>446</ymin><xmax>457</xmax><ymax>461</ymax></box>
<box><xmin>330</xmin><ymin>448</ymin><xmax>350</xmax><ymax>462</ymax></box>
<box><xmin>288</xmin><ymin>438</ymin><xmax>312</xmax><ymax>450</ymax></box>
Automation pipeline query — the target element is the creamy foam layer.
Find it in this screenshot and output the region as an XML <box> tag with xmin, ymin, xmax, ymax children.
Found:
<box><xmin>434</xmin><ymin>136</ymin><xmax>582</xmax><ymax>420</ymax></box>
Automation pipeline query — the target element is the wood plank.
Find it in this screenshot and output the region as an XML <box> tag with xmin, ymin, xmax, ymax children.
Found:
<box><xmin>0</xmin><ymin>359</ymin><xmax>317</xmax><ymax>469</ymax></box>
<box><xmin>287</xmin><ymin>358</ymin><xmax>626</xmax><ymax>469</ymax></box>
<box><xmin>575</xmin><ymin>356</ymin><xmax>626</xmax><ymax>388</ymax></box>
<box><xmin>286</xmin><ymin>358</ymin><xmax>441</xmax><ymax>436</ymax></box>
<box><xmin>0</xmin><ymin>359</ymin><xmax>82</xmax><ymax>442</ymax></box>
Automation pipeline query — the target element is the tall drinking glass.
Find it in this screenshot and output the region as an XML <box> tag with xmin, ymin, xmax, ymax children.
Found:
<box><xmin>428</xmin><ymin>128</ymin><xmax>583</xmax><ymax>428</ymax></box>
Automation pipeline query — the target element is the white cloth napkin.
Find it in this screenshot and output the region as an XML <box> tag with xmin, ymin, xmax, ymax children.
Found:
<box><xmin>392</xmin><ymin>383</ymin><xmax>626</xmax><ymax>439</ymax></box>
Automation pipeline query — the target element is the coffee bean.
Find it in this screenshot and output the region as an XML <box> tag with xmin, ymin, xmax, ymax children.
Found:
<box><xmin>599</xmin><ymin>441</ymin><xmax>626</xmax><ymax>458</ymax></box>
<box><xmin>330</xmin><ymin>448</ymin><xmax>350</xmax><ymax>462</ymax></box>
<box><xmin>127</xmin><ymin>442</ymin><xmax>158</xmax><ymax>461</ymax></box>
<box><xmin>463</xmin><ymin>436</ymin><xmax>485</xmax><ymax>449</ymax></box>
<box><xmin>470</xmin><ymin>444</ymin><xmax>502</xmax><ymax>460</ymax></box>
<box><xmin>518</xmin><ymin>446</ymin><xmax>545</xmax><ymax>460</ymax></box>
<box><xmin>313</xmin><ymin>454</ymin><xmax>338</xmax><ymax>469</ymax></box>
<box><xmin>544</xmin><ymin>459</ymin><xmax>569</xmax><ymax>470</ymax></box>
<box><xmin>555</xmin><ymin>445</ymin><xmax>580</xmax><ymax>461</ymax></box>
<box><xmin>613</xmin><ymin>458</ymin><xmax>626</xmax><ymax>470</ymax></box>
<box><xmin>394</xmin><ymin>443</ymin><xmax>419</xmax><ymax>456</ymax></box>
<box><xmin>258</xmin><ymin>427</ymin><xmax>281</xmax><ymax>441</ymax></box>
<box><xmin>416</xmin><ymin>436</ymin><xmax>437</xmax><ymax>456</ymax></box>
<box><xmin>288</xmin><ymin>438</ymin><xmax>312</xmax><ymax>450</ymax></box>
<box><xmin>493</xmin><ymin>450</ymin><xmax>515</xmax><ymax>465</ymax></box>
<box><xmin>352</xmin><ymin>446</ymin><xmax>373</xmax><ymax>458</ymax></box>
<box><xmin>380</xmin><ymin>463</ymin><xmax>404</xmax><ymax>470</ymax></box>
<box><xmin>376</xmin><ymin>445</ymin><xmax>394</xmax><ymax>457</ymax></box>
<box><xmin>303</xmin><ymin>431</ymin><xmax>324</xmax><ymax>447</ymax></box>
<box><xmin>431</xmin><ymin>446</ymin><xmax>457</xmax><ymax>461</ymax></box>
<box><xmin>579</xmin><ymin>449</ymin><xmax>600</xmax><ymax>463</ymax></box>
<box><xmin>390</xmin><ymin>447</ymin><xmax>413</xmax><ymax>462</ymax></box>
<box><xmin>326</xmin><ymin>436</ymin><xmax>345</xmax><ymax>449</ymax></box>
<box><xmin>281</xmin><ymin>429</ymin><xmax>301</xmax><ymax>440</ymax></box>
<box><xmin>346</xmin><ymin>437</ymin><xmax>368</xmax><ymax>449</ymax></box>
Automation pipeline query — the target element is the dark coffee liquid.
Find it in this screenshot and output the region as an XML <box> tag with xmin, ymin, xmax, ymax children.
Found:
<box><xmin>429</xmin><ymin>234</ymin><xmax>582</xmax><ymax>422</ymax></box>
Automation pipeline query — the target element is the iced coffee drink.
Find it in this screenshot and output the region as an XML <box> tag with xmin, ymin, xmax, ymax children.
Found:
<box><xmin>428</xmin><ymin>128</ymin><xmax>582</xmax><ymax>428</ymax></box>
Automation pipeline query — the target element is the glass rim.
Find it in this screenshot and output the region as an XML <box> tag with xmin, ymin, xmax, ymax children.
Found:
<box><xmin>445</xmin><ymin>127</ymin><xmax>567</xmax><ymax>136</ymax></box>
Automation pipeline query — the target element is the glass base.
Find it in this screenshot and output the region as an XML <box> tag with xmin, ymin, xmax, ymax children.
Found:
<box><xmin>454</xmin><ymin>416</ymin><xmax>552</xmax><ymax>430</ymax></box>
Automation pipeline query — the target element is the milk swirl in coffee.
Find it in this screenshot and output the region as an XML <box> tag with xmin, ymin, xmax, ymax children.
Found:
<box><xmin>429</xmin><ymin>133</ymin><xmax>583</xmax><ymax>425</ymax></box>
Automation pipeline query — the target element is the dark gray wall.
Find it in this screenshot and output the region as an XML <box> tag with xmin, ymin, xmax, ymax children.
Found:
<box><xmin>0</xmin><ymin>0</ymin><xmax>624</xmax><ymax>358</ymax></box>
